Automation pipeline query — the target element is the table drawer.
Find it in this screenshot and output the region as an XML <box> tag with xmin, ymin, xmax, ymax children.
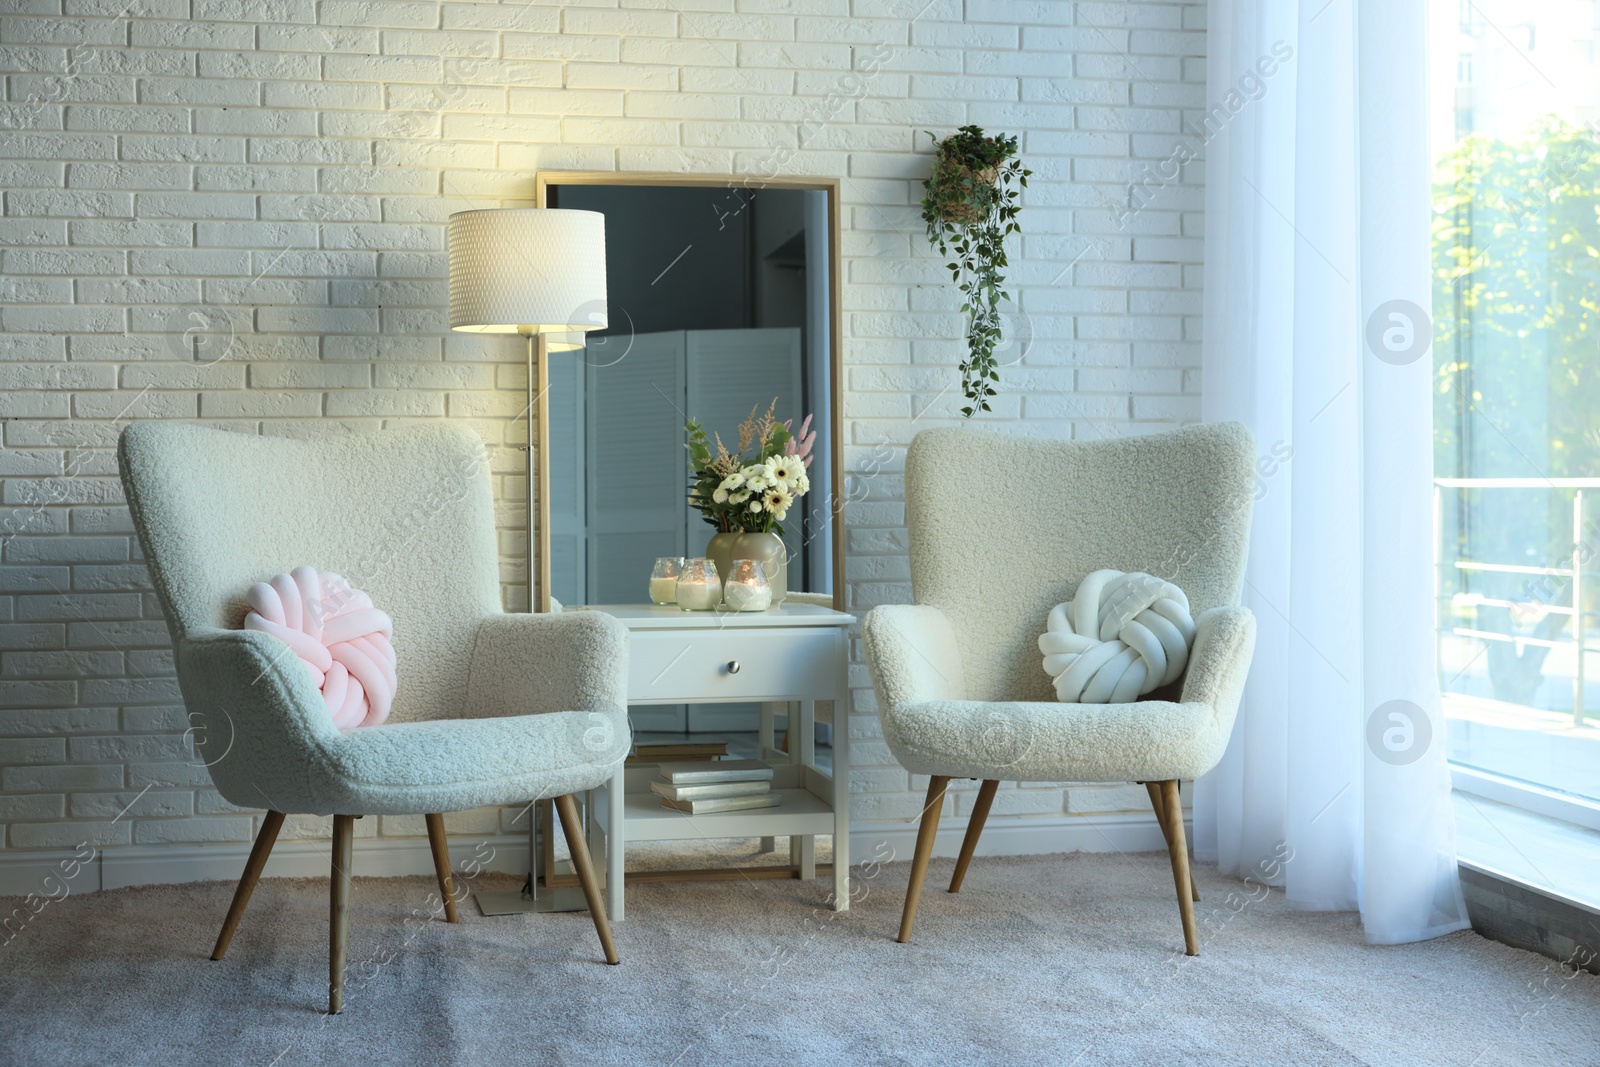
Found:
<box><xmin>627</xmin><ymin>627</ymin><xmax>843</xmax><ymax>703</ymax></box>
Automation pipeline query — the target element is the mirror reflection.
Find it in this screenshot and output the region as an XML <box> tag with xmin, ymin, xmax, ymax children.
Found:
<box><xmin>544</xmin><ymin>182</ymin><xmax>834</xmax><ymax>608</ymax></box>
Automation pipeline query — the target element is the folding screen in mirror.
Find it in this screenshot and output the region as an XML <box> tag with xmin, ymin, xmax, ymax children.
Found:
<box><xmin>531</xmin><ymin>174</ymin><xmax>844</xmax><ymax>614</ymax></box>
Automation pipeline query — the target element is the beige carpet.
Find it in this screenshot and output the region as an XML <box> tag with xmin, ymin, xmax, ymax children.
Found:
<box><xmin>2</xmin><ymin>844</ymin><xmax>1597</xmax><ymax>1066</ymax></box>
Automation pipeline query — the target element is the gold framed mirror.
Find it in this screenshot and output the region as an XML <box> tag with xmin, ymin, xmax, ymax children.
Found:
<box><xmin>529</xmin><ymin>173</ymin><xmax>845</xmax><ymax>614</ymax></box>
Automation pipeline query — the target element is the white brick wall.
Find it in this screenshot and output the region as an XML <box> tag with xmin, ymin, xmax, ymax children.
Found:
<box><xmin>0</xmin><ymin>0</ymin><xmax>1207</xmax><ymax>878</ymax></box>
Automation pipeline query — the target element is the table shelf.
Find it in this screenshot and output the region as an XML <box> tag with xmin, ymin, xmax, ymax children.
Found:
<box><xmin>597</xmin><ymin>783</ymin><xmax>837</xmax><ymax>843</ymax></box>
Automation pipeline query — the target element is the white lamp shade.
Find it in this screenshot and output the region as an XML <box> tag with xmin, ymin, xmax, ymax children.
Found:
<box><xmin>447</xmin><ymin>208</ymin><xmax>608</xmax><ymax>335</ymax></box>
<box><xmin>543</xmin><ymin>333</ymin><xmax>586</xmax><ymax>352</ymax></box>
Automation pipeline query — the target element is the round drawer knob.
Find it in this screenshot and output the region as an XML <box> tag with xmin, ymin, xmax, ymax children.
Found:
<box><xmin>726</xmin><ymin>660</ymin><xmax>741</xmax><ymax>674</ymax></box>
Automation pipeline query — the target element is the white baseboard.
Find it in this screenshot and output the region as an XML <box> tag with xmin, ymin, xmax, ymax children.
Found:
<box><xmin>105</xmin><ymin>834</ymin><xmax>539</xmax><ymax>892</ymax></box>
<box><xmin>847</xmin><ymin>811</ymin><xmax>1182</xmax><ymax>864</ymax></box>
<box><xmin>0</xmin><ymin>812</ymin><xmax>1182</xmax><ymax>898</ymax></box>
<box><xmin>0</xmin><ymin>834</ymin><xmax>536</xmax><ymax>897</ymax></box>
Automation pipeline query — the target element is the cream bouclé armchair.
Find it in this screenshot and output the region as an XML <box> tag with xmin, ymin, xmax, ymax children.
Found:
<box><xmin>863</xmin><ymin>423</ymin><xmax>1257</xmax><ymax>954</ymax></box>
<box><xmin>118</xmin><ymin>422</ymin><xmax>631</xmax><ymax>1012</ymax></box>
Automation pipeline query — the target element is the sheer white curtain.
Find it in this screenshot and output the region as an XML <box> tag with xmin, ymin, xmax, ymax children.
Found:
<box><xmin>1196</xmin><ymin>0</ymin><xmax>1471</xmax><ymax>943</ymax></box>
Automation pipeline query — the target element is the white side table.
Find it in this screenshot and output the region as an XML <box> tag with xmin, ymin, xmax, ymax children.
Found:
<box><xmin>576</xmin><ymin>603</ymin><xmax>853</xmax><ymax>922</ymax></box>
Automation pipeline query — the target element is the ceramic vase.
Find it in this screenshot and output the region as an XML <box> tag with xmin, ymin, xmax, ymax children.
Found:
<box><xmin>732</xmin><ymin>530</ymin><xmax>787</xmax><ymax>605</ymax></box>
<box><xmin>706</xmin><ymin>531</ymin><xmax>739</xmax><ymax>603</ymax></box>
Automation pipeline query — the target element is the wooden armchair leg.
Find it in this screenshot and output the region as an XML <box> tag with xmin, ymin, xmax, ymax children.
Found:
<box><xmin>897</xmin><ymin>775</ymin><xmax>949</xmax><ymax>944</ymax></box>
<box><xmin>1155</xmin><ymin>780</ymin><xmax>1199</xmax><ymax>955</ymax></box>
<box><xmin>424</xmin><ymin>814</ymin><xmax>459</xmax><ymax>923</ymax></box>
<box><xmin>949</xmin><ymin>779</ymin><xmax>998</xmax><ymax>894</ymax></box>
<box><xmin>1144</xmin><ymin>781</ymin><xmax>1199</xmax><ymax>902</ymax></box>
<box><xmin>555</xmin><ymin>794</ymin><xmax>619</xmax><ymax>965</ymax></box>
<box><xmin>329</xmin><ymin>814</ymin><xmax>355</xmax><ymax>1014</ymax></box>
<box><xmin>211</xmin><ymin>810</ymin><xmax>285</xmax><ymax>961</ymax></box>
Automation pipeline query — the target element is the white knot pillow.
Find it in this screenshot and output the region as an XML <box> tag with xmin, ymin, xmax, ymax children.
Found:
<box><xmin>1037</xmin><ymin>569</ymin><xmax>1197</xmax><ymax>704</ymax></box>
<box><xmin>243</xmin><ymin>566</ymin><xmax>397</xmax><ymax>731</ymax></box>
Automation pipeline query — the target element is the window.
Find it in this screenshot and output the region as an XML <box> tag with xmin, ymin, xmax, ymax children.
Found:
<box><xmin>1431</xmin><ymin>1</ymin><xmax>1600</xmax><ymax>822</ymax></box>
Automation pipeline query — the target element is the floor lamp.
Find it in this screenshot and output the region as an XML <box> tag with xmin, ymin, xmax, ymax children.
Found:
<box><xmin>446</xmin><ymin>207</ymin><xmax>608</xmax><ymax>615</ymax></box>
<box><xmin>447</xmin><ymin>207</ymin><xmax>609</xmax><ymax>916</ymax></box>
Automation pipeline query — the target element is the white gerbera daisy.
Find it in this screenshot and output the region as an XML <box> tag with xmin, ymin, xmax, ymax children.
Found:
<box><xmin>763</xmin><ymin>485</ymin><xmax>793</xmax><ymax>515</ymax></box>
<box><xmin>768</xmin><ymin>455</ymin><xmax>804</xmax><ymax>486</ymax></box>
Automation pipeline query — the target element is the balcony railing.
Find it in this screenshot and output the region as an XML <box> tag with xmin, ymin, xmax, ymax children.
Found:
<box><xmin>1433</xmin><ymin>477</ymin><xmax>1597</xmax><ymax>725</ymax></box>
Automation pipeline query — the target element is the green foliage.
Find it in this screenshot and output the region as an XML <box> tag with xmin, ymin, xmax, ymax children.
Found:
<box><xmin>686</xmin><ymin>418</ymin><xmax>712</xmax><ymax>470</ymax></box>
<box><xmin>921</xmin><ymin>126</ymin><xmax>1030</xmax><ymax>417</ymax></box>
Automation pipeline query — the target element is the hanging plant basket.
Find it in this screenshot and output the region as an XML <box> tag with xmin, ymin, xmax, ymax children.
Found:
<box><xmin>933</xmin><ymin>164</ymin><xmax>999</xmax><ymax>224</ymax></box>
<box><xmin>920</xmin><ymin>126</ymin><xmax>1029</xmax><ymax>417</ymax></box>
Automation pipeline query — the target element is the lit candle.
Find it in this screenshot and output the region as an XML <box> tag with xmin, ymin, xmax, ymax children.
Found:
<box><xmin>724</xmin><ymin>581</ymin><xmax>771</xmax><ymax>612</ymax></box>
<box><xmin>649</xmin><ymin>556</ymin><xmax>686</xmax><ymax>605</ymax></box>
<box><xmin>675</xmin><ymin>576</ymin><xmax>722</xmax><ymax>611</ymax></box>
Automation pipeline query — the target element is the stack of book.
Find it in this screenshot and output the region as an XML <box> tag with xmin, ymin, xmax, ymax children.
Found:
<box><xmin>650</xmin><ymin>759</ymin><xmax>781</xmax><ymax>814</ymax></box>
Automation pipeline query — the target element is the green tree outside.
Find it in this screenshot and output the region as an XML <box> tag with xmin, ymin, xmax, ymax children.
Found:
<box><xmin>1433</xmin><ymin>118</ymin><xmax>1600</xmax><ymax>706</ymax></box>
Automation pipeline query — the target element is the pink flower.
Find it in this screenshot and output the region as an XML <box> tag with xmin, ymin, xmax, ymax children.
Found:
<box><xmin>784</xmin><ymin>413</ymin><xmax>816</xmax><ymax>469</ymax></box>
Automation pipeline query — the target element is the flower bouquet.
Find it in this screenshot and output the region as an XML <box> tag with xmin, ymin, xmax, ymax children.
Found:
<box><xmin>686</xmin><ymin>399</ymin><xmax>814</xmax><ymax>536</ymax></box>
<box><xmin>685</xmin><ymin>400</ymin><xmax>815</xmax><ymax>605</ymax></box>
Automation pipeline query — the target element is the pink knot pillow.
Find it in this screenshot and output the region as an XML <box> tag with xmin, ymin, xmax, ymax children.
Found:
<box><xmin>243</xmin><ymin>566</ymin><xmax>396</xmax><ymax>731</ymax></box>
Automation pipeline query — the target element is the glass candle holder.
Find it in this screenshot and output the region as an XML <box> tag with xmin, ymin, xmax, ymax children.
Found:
<box><xmin>674</xmin><ymin>558</ymin><xmax>722</xmax><ymax>611</ymax></box>
<box><xmin>649</xmin><ymin>557</ymin><xmax>685</xmax><ymax>605</ymax></box>
<box><xmin>722</xmin><ymin>559</ymin><xmax>773</xmax><ymax>612</ymax></box>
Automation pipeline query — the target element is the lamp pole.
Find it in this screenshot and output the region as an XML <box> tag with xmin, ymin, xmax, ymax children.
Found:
<box><xmin>525</xmin><ymin>327</ymin><xmax>552</xmax><ymax>614</ymax></box>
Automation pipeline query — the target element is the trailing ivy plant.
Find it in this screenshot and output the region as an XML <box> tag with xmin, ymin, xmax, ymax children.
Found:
<box><xmin>920</xmin><ymin>126</ymin><xmax>1029</xmax><ymax>417</ymax></box>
